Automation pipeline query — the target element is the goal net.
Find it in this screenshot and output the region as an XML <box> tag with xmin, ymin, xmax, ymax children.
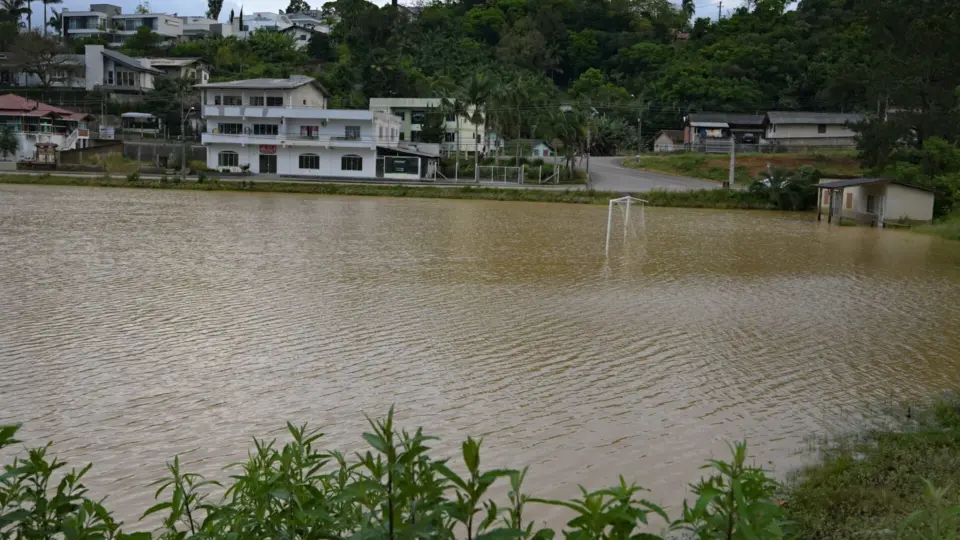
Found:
<box><xmin>605</xmin><ymin>196</ymin><xmax>647</xmax><ymax>255</ymax></box>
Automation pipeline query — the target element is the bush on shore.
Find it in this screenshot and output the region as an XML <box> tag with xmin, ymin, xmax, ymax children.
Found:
<box><xmin>2</xmin><ymin>410</ymin><xmax>786</xmax><ymax>539</ymax></box>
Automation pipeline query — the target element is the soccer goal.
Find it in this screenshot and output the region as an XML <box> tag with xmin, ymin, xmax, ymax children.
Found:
<box><xmin>605</xmin><ymin>196</ymin><xmax>647</xmax><ymax>255</ymax></box>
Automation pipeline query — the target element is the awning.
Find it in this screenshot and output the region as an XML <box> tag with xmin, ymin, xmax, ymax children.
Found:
<box><xmin>817</xmin><ymin>178</ymin><xmax>937</xmax><ymax>193</ymax></box>
<box><xmin>121</xmin><ymin>112</ymin><xmax>157</xmax><ymax>119</ymax></box>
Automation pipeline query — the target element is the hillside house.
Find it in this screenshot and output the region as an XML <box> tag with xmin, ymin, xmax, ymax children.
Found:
<box><xmin>653</xmin><ymin>130</ymin><xmax>683</xmax><ymax>152</ymax></box>
<box><xmin>765</xmin><ymin>111</ymin><xmax>863</xmax><ymax>148</ymax></box>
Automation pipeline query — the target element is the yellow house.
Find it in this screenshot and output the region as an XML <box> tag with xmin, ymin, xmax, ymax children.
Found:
<box><xmin>816</xmin><ymin>178</ymin><xmax>936</xmax><ymax>226</ymax></box>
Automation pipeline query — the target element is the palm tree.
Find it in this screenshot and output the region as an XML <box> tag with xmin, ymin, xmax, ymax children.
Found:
<box><xmin>41</xmin><ymin>0</ymin><xmax>60</xmax><ymax>34</ymax></box>
<box><xmin>463</xmin><ymin>74</ymin><xmax>491</xmax><ymax>182</ymax></box>
<box><xmin>46</xmin><ymin>6</ymin><xmax>60</xmax><ymax>35</ymax></box>
<box><xmin>681</xmin><ymin>0</ymin><xmax>694</xmax><ymax>22</ymax></box>
<box><xmin>0</xmin><ymin>0</ymin><xmax>30</xmax><ymax>27</ymax></box>
<box><xmin>440</xmin><ymin>96</ymin><xmax>467</xmax><ymax>179</ymax></box>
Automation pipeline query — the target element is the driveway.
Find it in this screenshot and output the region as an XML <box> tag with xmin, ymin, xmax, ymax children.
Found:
<box><xmin>586</xmin><ymin>156</ymin><xmax>721</xmax><ymax>192</ymax></box>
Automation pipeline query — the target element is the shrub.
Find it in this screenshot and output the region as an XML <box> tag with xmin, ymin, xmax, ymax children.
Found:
<box><xmin>0</xmin><ymin>412</ymin><xmax>789</xmax><ymax>540</ymax></box>
<box><xmin>188</xmin><ymin>160</ymin><xmax>209</xmax><ymax>173</ymax></box>
<box><xmin>126</xmin><ymin>172</ymin><xmax>140</xmax><ymax>183</ymax></box>
<box><xmin>197</xmin><ymin>171</ymin><xmax>207</xmax><ymax>183</ymax></box>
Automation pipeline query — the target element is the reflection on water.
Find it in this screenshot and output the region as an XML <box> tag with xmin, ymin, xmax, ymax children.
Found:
<box><xmin>2</xmin><ymin>184</ymin><xmax>960</xmax><ymax>525</ymax></box>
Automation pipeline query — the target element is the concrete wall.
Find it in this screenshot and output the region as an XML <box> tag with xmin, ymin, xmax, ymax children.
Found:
<box><xmin>885</xmin><ymin>183</ymin><xmax>935</xmax><ymax>222</ymax></box>
<box><xmin>206</xmin><ymin>143</ymin><xmax>376</xmax><ymax>177</ymax></box>
<box><xmin>204</xmin><ymin>85</ymin><xmax>326</xmax><ymax>109</ymax></box>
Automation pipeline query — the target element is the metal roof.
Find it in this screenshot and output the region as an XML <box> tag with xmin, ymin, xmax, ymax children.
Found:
<box><xmin>816</xmin><ymin>177</ymin><xmax>937</xmax><ymax>193</ymax></box>
<box><xmin>195</xmin><ymin>76</ymin><xmax>316</xmax><ymax>90</ymax></box>
<box><xmin>145</xmin><ymin>57</ymin><xmax>201</xmax><ymax>67</ymax></box>
<box><xmin>687</xmin><ymin>113</ymin><xmax>765</xmax><ymax>126</ymax></box>
<box><xmin>102</xmin><ymin>48</ymin><xmax>162</xmax><ymax>74</ymax></box>
<box><xmin>767</xmin><ymin>111</ymin><xmax>864</xmax><ymax>125</ymax></box>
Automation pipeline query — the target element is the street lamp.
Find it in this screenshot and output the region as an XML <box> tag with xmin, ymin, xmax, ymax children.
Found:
<box><xmin>181</xmin><ymin>106</ymin><xmax>195</xmax><ymax>181</ymax></box>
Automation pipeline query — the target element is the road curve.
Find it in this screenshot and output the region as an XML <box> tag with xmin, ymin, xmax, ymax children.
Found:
<box><xmin>586</xmin><ymin>156</ymin><xmax>721</xmax><ymax>192</ymax></box>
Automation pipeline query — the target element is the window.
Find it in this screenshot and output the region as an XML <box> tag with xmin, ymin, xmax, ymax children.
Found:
<box><xmin>845</xmin><ymin>192</ymin><xmax>853</xmax><ymax>209</ymax></box>
<box><xmin>249</xmin><ymin>96</ymin><xmax>264</xmax><ymax>106</ymax></box>
<box><xmin>107</xmin><ymin>71</ymin><xmax>114</xmax><ymax>85</ymax></box>
<box><xmin>378</xmin><ymin>127</ymin><xmax>383</xmax><ymax>138</ymax></box>
<box><xmin>444</xmin><ymin>132</ymin><xmax>455</xmax><ymax>142</ymax></box>
<box><xmin>445</xmin><ymin>113</ymin><xmax>455</xmax><ymax>122</ymax></box>
<box><xmin>253</xmin><ymin>124</ymin><xmax>278</xmax><ymax>136</ymax></box>
<box><xmin>341</xmin><ymin>154</ymin><xmax>362</xmax><ymax>171</ymax></box>
<box><xmin>300</xmin><ymin>125</ymin><xmax>318</xmax><ymax>138</ymax></box>
<box><xmin>299</xmin><ymin>153</ymin><xmax>320</xmax><ymax>169</ymax></box>
<box><xmin>395</xmin><ymin>111</ymin><xmax>405</xmax><ymax>120</ymax></box>
<box><xmin>345</xmin><ymin>126</ymin><xmax>360</xmax><ymax>140</ymax></box>
<box><xmin>217</xmin><ymin>123</ymin><xmax>242</xmax><ymax>134</ymax></box>
<box><xmin>533</xmin><ymin>149</ymin><xmax>540</xmax><ymax>157</ymax></box>
<box><xmin>411</xmin><ymin>110</ymin><xmax>425</xmax><ymax>123</ymax></box>
<box><xmin>299</xmin><ymin>34</ymin><xmax>307</xmax><ymax>40</ymax></box>
<box><xmin>266</xmin><ymin>96</ymin><xmax>283</xmax><ymax>106</ymax></box>
<box><xmin>218</xmin><ymin>151</ymin><xmax>239</xmax><ymax>167</ymax></box>
<box><xmin>411</xmin><ymin>131</ymin><xmax>421</xmax><ymax>142</ymax></box>
<box><xmin>213</xmin><ymin>95</ymin><xmax>221</xmax><ymax>105</ymax></box>
<box><xmin>866</xmin><ymin>194</ymin><xmax>877</xmax><ymax>213</ymax></box>
<box><xmin>116</xmin><ymin>71</ymin><xmax>136</xmax><ymax>86</ymax></box>
<box><xmin>223</xmin><ymin>95</ymin><xmax>242</xmax><ymax>106</ymax></box>
<box><xmin>399</xmin><ymin>132</ymin><xmax>404</xmax><ymax>141</ymax></box>
<box><xmin>817</xmin><ymin>124</ymin><xmax>827</xmax><ymax>134</ymax></box>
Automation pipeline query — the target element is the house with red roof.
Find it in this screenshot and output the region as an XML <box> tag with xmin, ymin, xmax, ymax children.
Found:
<box><xmin>0</xmin><ymin>94</ymin><xmax>94</xmax><ymax>160</ymax></box>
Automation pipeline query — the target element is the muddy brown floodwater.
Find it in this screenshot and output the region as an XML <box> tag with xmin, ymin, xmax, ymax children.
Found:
<box><xmin>3</xmin><ymin>183</ymin><xmax>960</xmax><ymax>528</ymax></box>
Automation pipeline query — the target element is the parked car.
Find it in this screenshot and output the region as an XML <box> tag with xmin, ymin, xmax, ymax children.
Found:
<box><xmin>741</xmin><ymin>133</ymin><xmax>757</xmax><ymax>144</ymax></box>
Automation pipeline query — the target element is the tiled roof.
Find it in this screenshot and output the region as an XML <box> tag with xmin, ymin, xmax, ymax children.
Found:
<box><xmin>0</xmin><ymin>94</ymin><xmax>92</xmax><ymax>121</ymax></box>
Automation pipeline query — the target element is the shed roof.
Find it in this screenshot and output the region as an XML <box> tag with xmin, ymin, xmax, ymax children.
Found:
<box><xmin>145</xmin><ymin>57</ymin><xmax>201</xmax><ymax>67</ymax></box>
<box><xmin>767</xmin><ymin>111</ymin><xmax>864</xmax><ymax>125</ymax></box>
<box><xmin>687</xmin><ymin>113</ymin><xmax>764</xmax><ymax>126</ymax></box>
<box><xmin>816</xmin><ymin>177</ymin><xmax>937</xmax><ymax>193</ymax></box>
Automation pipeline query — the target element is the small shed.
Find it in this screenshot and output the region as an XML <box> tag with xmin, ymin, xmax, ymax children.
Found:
<box><xmin>531</xmin><ymin>140</ymin><xmax>555</xmax><ymax>158</ymax></box>
<box><xmin>34</xmin><ymin>142</ymin><xmax>58</xmax><ymax>164</ymax></box>
<box><xmin>653</xmin><ymin>130</ymin><xmax>684</xmax><ymax>152</ymax></box>
<box><xmin>816</xmin><ymin>177</ymin><xmax>936</xmax><ymax>226</ymax></box>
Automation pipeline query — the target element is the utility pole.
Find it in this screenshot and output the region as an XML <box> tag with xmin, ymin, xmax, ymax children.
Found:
<box><xmin>181</xmin><ymin>104</ymin><xmax>194</xmax><ymax>182</ymax></box>
<box><xmin>728</xmin><ymin>134</ymin><xmax>736</xmax><ymax>187</ymax></box>
<box><xmin>585</xmin><ymin>122</ymin><xmax>592</xmax><ymax>189</ymax></box>
<box><xmin>717</xmin><ymin>1</ymin><xmax>722</xmax><ymax>20</ymax></box>
<box><xmin>637</xmin><ymin>109</ymin><xmax>642</xmax><ymax>156</ymax></box>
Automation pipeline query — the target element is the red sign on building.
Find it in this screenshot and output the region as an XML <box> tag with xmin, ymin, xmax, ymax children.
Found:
<box><xmin>259</xmin><ymin>144</ymin><xmax>277</xmax><ymax>154</ymax></box>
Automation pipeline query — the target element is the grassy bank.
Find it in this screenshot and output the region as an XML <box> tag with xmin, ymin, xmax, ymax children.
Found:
<box><xmin>0</xmin><ymin>173</ymin><xmax>775</xmax><ymax>209</ymax></box>
<box><xmin>783</xmin><ymin>395</ymin><xmax>960</xmax><ymax>538</ymax></box>
<box><xmin>623</xmin><ymin>151</ymin><xmax>862</xmax><ymax>184</ymax></box>
<box><xmin>914</xmin><ymin>213</ymin><xmax>960</xmax><ymax>241</ymax></box>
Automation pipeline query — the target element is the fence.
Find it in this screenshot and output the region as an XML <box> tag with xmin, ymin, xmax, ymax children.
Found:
<box><xmin>683</xmin><ymin>142</ymin><xmax>856</xmax><ymax>155</ymax></box>
<box><xmin>123</xmin><ymin>141</ymin><xmax>206</xmax><ymax>167</ymax></box>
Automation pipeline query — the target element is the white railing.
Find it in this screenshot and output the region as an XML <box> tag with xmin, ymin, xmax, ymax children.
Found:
<box><xmin>61</xmin><ymin>128</ymin><xmax>79</xmax><ymax>150</ymax></box>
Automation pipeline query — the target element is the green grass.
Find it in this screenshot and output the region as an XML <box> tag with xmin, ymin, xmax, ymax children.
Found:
<box><xmin>0</xmin><ymin>173</ymin><xmax>775</xmax><ymax>209</ymax></box>
<box><xmin>624</xmin><ymin>150</ymin><xmax>863</xmax><ymax>184</ymax></box>
<box><xmin>783</xmin><ymin>395</ymin><xmax>960</xmax><ymax>539</ymax></box>
<box><xmin>914</xmin><ymin>213</ymin><xmax>960</xmax><ymax>241</ymax></box>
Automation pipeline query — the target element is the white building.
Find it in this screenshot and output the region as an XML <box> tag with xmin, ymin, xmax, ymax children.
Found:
<box><xmin>765</xmin><ymin>111</ymin><xmax>864</xmax><ymax>148</ymax></box>
<box><xmin>231</xmin><ymin>11</ymin><xmax>293</xmax><ymax>38</ymax></box>
<box><xmin>0</xmin><ymin>94</ymin><xmax>94</xmax><ymax>160</ymax></box>
<box><xmin>144</xmin><ymin>57</ymin><xmax>210</xmax><ymax>83</ymax></box>
<box><xmin>280</xmin><ymin>25</ymin><xmax>320</xmax><ymax>48</ymax></box>
<box><xmin>286</xmin><ymin>11</ymin><xmax>331</xmax><ymax>32</ymax></box>
<box><xmin>817</xmin><ymin>177</ymin><xmax>936</xmax><ymax>225</ymax></box>
<box><xmin>198</xmin><ymin>76</ymin><xmax>438</xmax><ymax>179</ymax></box>
<box><xmin>7</xmin><ymin>46</ymin><xmax>162</xmax><ymax>95</ymax></box>
<box><xmin>368</xmin><ymin>97</ymin><xmax>485</xmax><ymax>154</ymax></box>
<box><xmin>179</xmin><ymin>16</ymin><xmax>220</xmax><ymax>40</ymax></box>
<box><xmin>62</xmin><ymin>4</ymin><xmax>184</xmax><ymax>46</ymax></box>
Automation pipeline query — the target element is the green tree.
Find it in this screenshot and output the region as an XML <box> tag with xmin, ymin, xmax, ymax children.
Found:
<box><xmin>121</xmin><ymin>25</ymin><xmax>162</xmax><ymax>56</ymax></box>
<box><xmin>0</xmin><ymin>126</ymin><xmax>19</xmax><ymax>160</ymax></box>
<box><xmin>463</xmin><ymin>73</ymin><xmax>491</xmax><ymax>180</ymax></box>
<box><xmin>46</xmin><ymin>6</ymin><xmax>60</xmax><ymax>35</ymax></box>
<box><xmin>206</xmin><ymin>0</ymin><xmax>222</xmax><ymax>20</ymax></box>
<box><xmin>440</xmin><ymin>96</ymin><xmax>468</xmax><ymax>175</ymax></box>
<box><xmin>285</xmin><ymin>0</ymin><xmax>309</xmax><ymax>13</ymax></box>
<box><xmin>12</xmin><ymin>32</ymin><xmax>77</xmax><ymax>88</ymax></box>
<box><xmin>135</xmin><ymin>1</ymin><xmax>149</xmax><ymax>14</ymax></box>
<box><xmin>40</xmin><ymin>0</ymin><xmax>59</xmax><ymax>35</ymax></box>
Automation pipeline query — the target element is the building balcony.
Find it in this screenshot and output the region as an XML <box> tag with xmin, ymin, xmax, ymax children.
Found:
<box><xmin>201</xmin><ymin>132</ymin><xmax>375</xmax><ymax>148</ymax></box>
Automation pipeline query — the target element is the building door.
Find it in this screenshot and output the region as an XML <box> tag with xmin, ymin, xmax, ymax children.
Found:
<box><xmin>259</xmin><ymin>154</ymin><xmax>277</xmax><ymax>174</ymax></box>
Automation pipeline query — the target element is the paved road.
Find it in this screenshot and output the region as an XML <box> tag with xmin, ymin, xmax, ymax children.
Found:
<box><xmin>586</xmin><ymin>156</ymin><xmax>721</xmax><ymax>192</ymax></box>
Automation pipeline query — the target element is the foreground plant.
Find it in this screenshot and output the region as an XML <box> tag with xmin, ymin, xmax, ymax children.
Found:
<box><xmin>3</xmin><ymin>410</ymin><xmax>789</xmax><ymax>540</ymax></box>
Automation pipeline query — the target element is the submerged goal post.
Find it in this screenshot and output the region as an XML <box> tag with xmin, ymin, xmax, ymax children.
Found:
<box><xmin>605</xmin><ymin>196</ymin><xmax>648</xmax><ymax>255</ymax></box>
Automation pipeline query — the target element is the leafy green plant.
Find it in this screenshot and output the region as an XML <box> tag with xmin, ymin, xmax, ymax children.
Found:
<box><xmin>673</xmin><ymin>441</ymin><xmax>785</xmax><ymax>540</ymax></box>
